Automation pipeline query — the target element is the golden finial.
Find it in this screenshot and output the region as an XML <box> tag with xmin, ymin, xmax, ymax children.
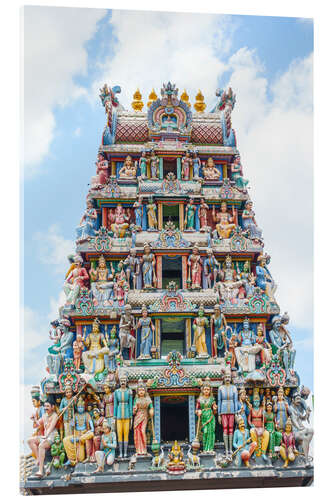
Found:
<box><xmin>194</xmin><ymin>90</ymin><xmax>206</xmax><ymax>113</ymax></box>
<box><xmin>147</xmin><ymin>88</ymin><xmax>158</xmax><ymax>108</ymax></box>
<box><xmin>180</xmin><ymin>89</ymin><xmax>191</xmax><ymax>107</ymax></box>
<box><xmin>132</xmin><ymin>88</ymin><xmax>144</xmax><ymax>112</ymax></box>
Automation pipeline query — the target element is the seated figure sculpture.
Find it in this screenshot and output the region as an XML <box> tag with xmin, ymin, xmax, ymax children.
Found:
<box><xmin>108</xmin><ymin>204</ymin><xmax>130</xmax><ymax>238</ymax></box>
<box><xmin>118</xmin><ymin>155</ymin><xmax>137</xmax><ymax>180</ymax></box>
<box><xmin>235</xmin><ymin>318</ymin><xmax>263</xmax><ymax>374</ymax></box>
<box><xmin>212</xmin><ymin>202</ymin><xmax>236</xmax><ymax>239</ymax></box>
<box><xmin>91</xmin><ymin>152</ymin><xmax>109</xmax><ymax>189</ymax></box>
<box><xmin>82</xmin><ymin>318</ymin><xmax>109</xmax><ymax>375</ymax></box>
<box><xmin>202</xmin><ymin>157</ymin><xmax>220</xmax><ymax>180</ymax></box>
<box><xmin>90</xmin><ymin>255</ymin><xmax>114</xmax><ymax>307</ymax></box>
<box><xmin>215</xmin><ymin>255</ymin><xmax>245</xmax><ymax>304</ymax></box>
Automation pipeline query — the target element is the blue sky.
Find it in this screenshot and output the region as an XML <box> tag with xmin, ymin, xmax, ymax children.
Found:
<box><xmin>23</xmin><ymin>8</ymin><xmax>313</xmax><ymax>393</ymax></box>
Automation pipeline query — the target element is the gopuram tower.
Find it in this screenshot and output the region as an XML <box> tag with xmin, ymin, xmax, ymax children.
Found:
<box><xmin>22</xmin><ymin>82</ymin><xmax>314</xmax><ymax>493</ymax></box>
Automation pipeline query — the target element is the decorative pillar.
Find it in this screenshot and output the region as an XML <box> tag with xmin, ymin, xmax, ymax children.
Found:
<box><xmin>188</xmin><ymin>395</ymin><xmax>196</xmax><ymax>443</ymax></box>
<box><xmin>111</xmin><ymin>161</ymin><xmax>116</xmax><ymax>177</ymax></box>
<box><xmin>222</xmin><ymin>163</ymin><xmax>228</xmax><ymax>179</ymax></box>
<box><xmin>159</xmin><ymin>157</ymin><xmax>163</xmax><ymax>180</ymax></box>
<box><xmin>182</xmin><ymin>255</ymin><xmax>187</xmax><ymax>289</ymax></box>
<box><xmin>186</xmin><ymin>318</ymin><xmax>192</xmax><ymax>352</ymax></box>
<box><xmin>156</xmin><ymin>255</ymin><xmax>163</xmax><ymax>289</ymax></box>
<box><xmin>179</xmin><ymin>203</ymin><xmax>184</xmax><ymax>231</ymax></box>
<box><xmin>234</xmin><ymin>206</ymin><xmax>238</xmax><ymax>225</ymax></box>
<box><xmin>154</xmin><ymin>396</ymin><xmax>161</xmax><ymax>443</ymax></box>
<box><xmin>102</xmin><ymin>207</ymin><xmax>108</xmax><ymax>227</ymax></box>
<box><xmin>176</xmin><ymin>157</ymin><xmax>182</xmax><ymax>179</ymax></box>
<box><xmin>155</xmin><ymin>319</ymin><xmax>161</xmax><ymax>358</ymax></box>
<box><xmin>158</xmin><ymin>203</ymin><xmax>163</xmax><ymax>230</ymax></box>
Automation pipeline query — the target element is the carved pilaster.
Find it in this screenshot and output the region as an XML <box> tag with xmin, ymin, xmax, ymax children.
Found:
<box><xmin>188</xmin><ymin>395</ymin><xmax>196</xmax><ymax>442</ymax></box>
<box><xmin>154</xmin><ymin>396</ymin><xmax>161</xmax><ymax>442</ymax></box>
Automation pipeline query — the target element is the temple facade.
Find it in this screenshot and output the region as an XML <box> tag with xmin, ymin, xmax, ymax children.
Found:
<box><xmin>21</xmin><ymin>82</ymin><xmax>313</xmax><ymax>494</ymax></box>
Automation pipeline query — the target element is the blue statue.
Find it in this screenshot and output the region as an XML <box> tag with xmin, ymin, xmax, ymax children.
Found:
<box><xmin>76</xmin><ymin>199</ymin><xmax>98</xmax><ymax>242</ymax></box>
<box><xmin>137</xmin><ymin>306</ymin><xmax>155</xmax><ymax>359</ymax></box>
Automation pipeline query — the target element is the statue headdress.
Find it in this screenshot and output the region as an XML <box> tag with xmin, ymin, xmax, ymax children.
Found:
<box><xmin>77</xmin><ymin>395</ymin><xmax>85</xmax><ymax>407</ymax></box>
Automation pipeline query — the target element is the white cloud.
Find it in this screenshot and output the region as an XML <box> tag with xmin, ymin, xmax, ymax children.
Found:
<box><xmin>226</xmin><ymin>50</ymin><xmax>313</xmax><ymax>329</ymax></box>
<box><xmin>33</xmin><ymin>224</ymin><xmax>75</xmax><ymax>275</ymax></box>
<box><xmin>23</xmin><ymin>6</ymin><xmax>106</xmax><ymax>174</ymax></box>
<box><xmin>92</xmin><ymin>10</ymin><xmax>234</xmax><ymax>110</ymax></box>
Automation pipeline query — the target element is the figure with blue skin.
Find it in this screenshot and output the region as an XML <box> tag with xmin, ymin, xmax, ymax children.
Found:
<box><xmin>256</xmin><ymin>253</ymin><xmax>277</xmax><ymax>302</ymax></box>
<box><xmin>76</xmin><ymin>199</ymin><xmax>98</xmax><ymax>242</ymax></box>
<box><xmin>46</xmin><ymin>318</ymin><xmax>74</xmax><ymax>377</ymax></box>
<box><xmin>106</xmin><ymin>326</ymin><xmax>120</xmax><ymax>372</ymax></box>
<box><xmin>141</xmin><ymin>243</ymin><xmax>156</xmax><ymax>289</ymax></box>
<box><xmin>133</xmin><ymin>196</ymin><xmax>144</xmax><ymax>227</ymax></box>
<box><xmin>242</xmin><ymin>201</ymin><xmax>262</xmax><ymax>241</ymax></box>
<box><xmin>235</xmin><ymin>318</ymin><xmax>262</xmax><ymax>373</ymax></box>
<box><xmin>94</xmin><ymin>420</ymin><xmax>117</xmax><ymax>473</ymax></box>
<box><xmin>139</xmin><ymin>151</ymin><xmax>148</xmax><ymax>179</ymax></box>
<box><xmin>203</xmin><ymin>248</ymin><xmax>220</xmax><ymax>289</ymax></box>
<box><xmin>210</xmin><ymin>304</ymin><xmax>227</xmax><ymax>358</ymax></box>
<box><xmin>63</xmin><ymin>396</ymin><xmax>94</xmax><ymax>465</ymax></box>
<box><xmin>192</xmin><ymin>152</ymin><xmax>201</xmax><ymax>179</ymax></box>
<box><xmin>230</xmin><ymin>156</ymin><xmax>249</xmax><ymax>192</ymax></box>
<box><xmin>233</xmin><ymin>417</ymin><xmax>256</xmax><ymax>467</ymax></box>
<box><xmin>269</xmin><ymin>315</ymin><xmax>296</xmax><ymax>380</ymax></box>
<box><xmin>137</xmin><ymin>306</ymin><xmax>155</xmax><ymax>359</ymax></box>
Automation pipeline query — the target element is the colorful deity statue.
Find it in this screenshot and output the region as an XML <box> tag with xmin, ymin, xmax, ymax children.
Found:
<box><xmin>203</xmin><ymin>248</ymin><xmax>220</xmax><ymax>289</ymax></box>
<box><xmin>118</xmin><ymin>155</ymin><xmax>137</xmax><ymax>179</ymax></box>
<box><xmin>184</xmin><ymin>198</ymin><xmax>196</xmax><ymax>230</ymax></box>
<box><xmin>218</xmin><ymin>367</ymin><xmax>239</xmax><ymax>457</ymax></box>
<box><xmin>108</xmin><ymin>204</ymin><xmax>130</xmax><ymax>238</ymax></box>
<box><xmin>255</xmin><ymin>323</ymin><xmax>272</xmax><ymax>366</ymax></box>
<box><xmin>90</xmin><ymin>255</ymin><xmax>114</xmax><ymax>307</ymax></box>
<box><xmin>211</xmin><ymin>304</ymin><xmax>228</xmax><ymax>358</ymax></box>
<box><xmin>63</xmin><ymin>254</ymin><xmax>89</xmax><ymax>308</ymax></box>
<box><xmin>28</xmin><ymin>398</ymin><xmax>59</xmax><ymax>478</ymax></box>
<box><xmin>181</xmin><ymin>151</ymin><xmax>192</xmax><ymax>180</ymax></box>
<box><xmin>187</xmin><ymin>243</ymin><xmax>202</xmax><ymax>289</ymax></box>
<box><xmin>279</xmin><ymin>418</ymin><xmax>297</xmax><ymax>468</ymax></box>
<box><xmin>256</xmin><ymin>253</ymin><xmax>277</xmax><ymax>302</ymax></box>
<box><xmin>73</xmin><ymin>331</ymin><xmax>84</xmax><ymax>372</ymax></box>
<box><xmin>233</xmin><ymin>417</ymin><xmax>257</xmax><ymax>467</ymax></box>
<box><xmin>167</xmin><ymin>441</ymin><xmax>185</xmax><ymax>469</ymax></box>
<box><xmin>82</xmin><ymin>318</ymin><xmax>109</xmax><ymax>375</ymax></box>
<box><xmin>202</xmin><ymin>157</ymin><xmax>220</xmax><ymax>180</ymax></box>
<box><xmin>46</xmin><ymin>317</ymin><xmax>74</xmax><ymax>377</ymax></box>
<box><xmin>133</xmin><ymin>196</ymin><xmax>144</xmax><ymax>229</ymax></box>
<box><xmin>137</xmin><ymin>305</ymin><xmax>155</xmax><ymax>359</ymax></box>
<box><xmin>198</xmin><ymin>198</ymin><xmax>209</xmax><ymax>231</ymax></box>
<box><xmin>91</xmin><ymin>407</ymin><xmax>105</xmax><ymax>462</ymax></box>
<box><xmin>146</xmin><ymin>197</ymin><xmax>158</xmax><ymax>230</ymax></box>
<box><xmin>248</xmin><ymin>390</ymin><xmax>269</xmax><ymax>460</ymax></box>
<box><xmin>106</xmin><ymin>326</ymin><xmax>120</xmax><ymax>372</ymax></box>
<box><xmin>150</xmin><ymin>152</ymin><xmax>159</xmax><ymax>180</ymax></box>
<box><xmin>50</xmin><ymin>432</ymin><xmax>66</xmax><ymax>469</ymax></box>
<box><xmin>30</xmin><ymin>386</ymin><xmax>45</xmax><ymax>437</ymax></box>
<box><xmin>230</xmin><ymin>155</ymin><xmax>249</xmax><ymax>192</ymax></box>
<box><xmin>237</xmin><ymin>387</ymin><xmax>250</xmax><ymax>429</ymax></box>
<box><xmin>119</xmin><ymin>305</ymin><xmax>136</xmax><ymax>360</ymax></box>
<box><xmin>63</xmin><ymin>396</ymin><xmax>94</xmax><ymax>466</ymax></box>
<box><xmin>216</xmin><ymin>255</ymin><xmax>245</xmax><ymax>304</ymax></box>
<box><xmin>192</xmin><ymin>152</ymin><xmax>201</xmax><ymax>179</ymax></box>
<box><xmin>141</xmin><ymin>243</ymin><xmax>156</xmax><ymax>289</ymax></box>
<box><xmin>193</xmin><ymin>306</ymin><xmax>209</xmax><ymax>358</ymax></box>
<box><xmin>235</xmin><ymin>318</ymin><xmax>263</xmax><ymax>374</ymax></box>
<box><xmin>264</xmin><ymin>400</ymin><xmax>282</xmax><ymax>459</ymax></box>
<box><xmin>94</xmin><ymin>420</ymin><xmax>117</xmax><ymax>473</ymax></box>
<box><xmin>289</xmin><ymin>390</ymin><xmax>313</xmax><ymax>465</ymax></box>
<box><xmin>124</xmin><ymin>248</ymin><xmax>141</xmax><ymax>290</ymax></box>
<box><xmin>139</xmin><ymin>151</ymin><xmax>148</xmax><ymax>179</ymax></box>
<box><xmin>113</xmin><ymin>373</ymin><xmax>133</xmax><ymax>458</ymax></box>
<box><xmin>100</xmin><ymin>382</ymin><xmax>115</xmax><ymax>428</ymax></box>
<box><xmin>76</xmin><ymin>199</ymin><xmax>98</xmax><ymax>242</ymax></box>
<box><xmin>91</xmin><ymin>152</ymin><xmax>109</xmax><ymax>189</ymax></box>
<box><xmin>133</xmin><ymin>380</ymin><xmax>154</xmax><ymax>455</ymax></box>
<box><xmin>59</xmin><ymin>383</ymin><xmax>76</xmax><ymax>438</ymax></box>
<box><xmin>195</xmin><ymin>378</ymin><xmax>217</xmax><ymax>452</ymax></box>
<box><xmin>269</xmin><ymin>315</ymin><xmax>296</xmax><ymax>381</ymax></box>
<box><xmin>242</xmin><ymin>201</ymin><xmax>263</xmax><ymax>241</ymax></box>
<box><xmin>212</xmin><ymin>202</ymin><xmax>236</xmax><ymax>239</ymax></box>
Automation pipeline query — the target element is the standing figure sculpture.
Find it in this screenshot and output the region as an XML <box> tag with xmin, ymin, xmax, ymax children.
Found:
<box><xmin>113</xmin><ymin>373</ymin><xmax>133</xmax><ymax>458</ymax></box>
<box><xmin>94</xmin><ymin>420</ymin><xmax>117</xmax><ymax>473</ymax></box>
<box><xmin>212</xmin><ymin>202</ymin><xmax>236</xmax><ymax>239</ymax></box>
<box><xmin>141</xmin><ymin>243</ymin><xmax>156</xmax><ymax>289</ymax></box>
<box><xmin>203</xmin><ymin>248</ymin><xmax>220</xmax><ymax>289</ymax></box>
<box><xmin>211</xmin><ymin>304</ymin><xmax>228</xmax><ymax>358</ymax></box>
<box><xmin>139</xmin><ymin>151</ymin><xmax>148</xmax><ymax>179</ymax></box>
<box><xmin>193</xmin><ymin>306</ymin><xmax>209</xmax><ymax>358</ymax></box>
<box><xmin>279</xmin><ymin>418</ymin><xmax>297</xmax><ymax>468</ymax></box>
<box><xmin>150</xmin><ymin>152</ymin><xmax>159</xmax><ymax>180</ymax></box>
<box><xmin>230</xmin><ymin>156</ymin><xmax>249</xmax><ymax>192</ymax></box>
<box><xmin>195</xmin><ymin>378</ymin><xmax>217</xmax><ymax>452</ymax></box>
<box><xmin>63</xmin><ymin>254</ymin><xmax>89</xmax><ymax>308</ymax></box>
<box><xmin>137</xmin><ymin>305</ymin><xmax>155</xmax><ymax>360</ymax></box>
<box><xmin>218</xmin><ymin>367</ymin><xmax>239</xmax><ymax>457</ymax></box>
<box><xmin>289</xmin><ymin>390</ymin><xmax>313</xmax><ymax>465</ymax></box>
<box><xmin>82</xmin><ymin>318</ymin><xmax>109</xmax><ymax>375</ymax></box>
<box><xmin>184</xmin><ymin>198</ymin><xmax>196</xmax><ymax>230</ymax></box>
<box><xmin>91</xmin><ymin>152</ymin><xmax>109</xmax><ymax>189</ymax></box>
<box><xmin>106</xmin><ymin>326</ymin><xmax>120</xmax><ymax>372</ymax></box>
<box><xmin>256</xmin><ymin>253</ymin><xmax>277</xmax><ymax>302</ymax></box>
<box><xmin>73</xmin><ymin>331</ymin><xmax>84</xmax><ymax>372</ymax></box>
<box><xmin>118</xmin><ymin>305</ymin><xmax>136</xmax><ymax>360</ymax></box>
<box><xmin>59</xmin><ymin>383</ymin><xmax>76</xmax><ymax>438</ymax></box>
<box><xmin>63</xmin><ymin>396</ymin><xmax>94</xmax><ymax>466</ymax></box>
<box><xmin>146</xmin><ymin>197</ymin><xmax>158</xmax><ymax>230</ymax></box>
<box><xmin>264</xmin><ymin>400</ymin><xmax>282</xmax><ymax>459</ymax></box>
<box><xmin>100</xmin><ymin>382</ymin><xmax>115</xmax><ymax>428</ymax></box>
<box><xmin>76</xmin><ymin>199</ymin><xmax>98</xmax><ymax>242</ymax></box>
<box><xmin>248</xmin><ymin>390</ymin><xmax>269</xmax><ymax>461</ymax></box>
<box><xmin>269</xmin><ymin>315</ymin><xmax>296</xmax><ymax>381</ymax></box>
<box><xmin>133</xmin><ymin>380</ymin><xmax>154</xmax><ymax>455</ymax></box>
<box><xmin>192</xmin><ymin>152</ymin><xmax>201</xmax><ymax>179</ymax></box>
<box><xmin>133</xmin><ymin>196</ymin><xmax>144</xmax><ymax>228</ymax></box>
<box><xmin>181</xmin><ymin>151</ymin><xmax>192</xmax><ymax>180</ymax></box>
<box><xmin>274</xmin><ymin>387</ymin><xmax>291</xmax><ymax>432</ymax></box>
<box><xmin>187</xmin><ymin>244</ymin><xmax>202</xmax><ymax>290</ymax></box>
<box><xmin>124</xmin><ymin>248</ymin><xmax>141</xmax><ymax>290</ymax></box>
<box><xmin>242</xmin><ymin>201</ymin><xmax>262</xmax><ymax>241</ymax></box>
<box><xmin>198</xmin><ymin>198</ymin><xmax>209</xmax><ymax>231</ymax></box>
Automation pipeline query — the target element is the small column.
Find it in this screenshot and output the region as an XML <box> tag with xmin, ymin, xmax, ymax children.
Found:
<box><xmin>156</xmin><ymin>255</ymin><xmax>163</xmax><ymax>289</ymax></box>
<box><xmin>155</xmin><ymin>319</ymin><xmax>161</xmax><ymax>358</ymax></box>
<box><xmin>111</xmin><ymin>161</ymin><xmax>116</xmax><ymax>177</ymax></box>
<box><xmin>102</xmin><ymin>207</ymin><xmax>108</xmax><ymax>227</ymax></box>
<box><xmin>182</xmin><ymin>255</ymin><xmax>187</xmax><ymax>289</ymax></box>
<box><xmin>222</xmin><ymin>163</ymin><xmax>228</xmax><ymax>179</ymax></box>
<box><xmin>159</xmin><ymin>157</ymin><xmax>163</xmax><ymax>180</ymax></box>
<box><xmin>176</xmin><ymin>157</ymin><xmax>182</xmax><ymax>179</ymax></box>
<box><xmin>158</xmin><ymin>203</ymin><xmax>163</xmax><ymax>230</ymax></box>
<box><xmin>179</xmin><ymin>203</ymin><xmax>184</xmax><ymax>231</ymax></box>
<box><xmin>154</xmin><ymin>396</ymin><xmax>161</xmax><ymax>443</ymax></box>
<box><xmin>188</xmin><ymin>395</ymin><xmax>196</xmax><ymax>443</ymax></box>
<box><xmin>186</xmin><ymin>318</ymin><xmax>192</xmax><ymax>352</ymax></box>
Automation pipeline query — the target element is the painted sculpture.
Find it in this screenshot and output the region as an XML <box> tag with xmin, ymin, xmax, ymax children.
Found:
<box><xmin>141</xmin><ymin>243</ymin><xmax>156</xmax><ymax>289</ymax></box>
<box><xmin>187</xmin><ymin>243</ymin><xmax>202</xmax><ymax>289</ymax></box>
<box><xmin>63</xmin><ymin>396</ymin><xmax>94</xmax><ymax>466</ymax></box>
<box><xmin>195</xmin><ymin>378</ymin><xmax>217</xmax><ymax>452</ymax></box>
<box><xmin>137</xmin><ymin>305</ymin><xmax>155</xmax><ymax>359</ymax></box>
<box><xmin>118</xmin><ymin>155</ymin><xmax>137</xmax><ymax>180</ymax></box>
<box><xmin>212</xmin><ymin>202</ymin><xmax>236</xmax><ymax>239</ymax></box>
<box><xmin>133</xmin><ymin>380</ymin><xmax>154</xmax><ymax>455</ymax></box>
<box><xmin>218</xmin><ymin>368</ymin><xmax>239</xmax><ymax>457</ymax></box>
<box><xmin>193</xmin><ymin>306</ymin><xmax>209</xmax><ymax>358</ymax></box>
<box><xmin>113</xmin><ymin>373</ymin><xmax>133</xmax><ymax>458</ymax></box>
<box><xmin>82</xmin><ymin>318</ymin><xmax>109</xmax><ymax>375</ymax></box>
<box><xmin>76</xmin><ymin>199</ymin><xmax>98</xmax><ymax>242</ymax></box>
<box><xmin>202</xmin><ymin>157</ymin><xmax>220</xmax><ymax>180</ymax></box>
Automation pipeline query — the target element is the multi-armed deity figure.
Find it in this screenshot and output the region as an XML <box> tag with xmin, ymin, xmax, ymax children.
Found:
<box><xmin>118</xmin><ymin>304</ymin><xmax>136</xmax><ymax>360</ymax></box>
<box><xmin>212</xmin><ymin>202</ymin><xmax>236</xmax><ymax>240</ymax></box>
<box><xmin>63</xmin><ymin>395</ymin><xmax>94</xmax><ymax>466</ymax></box>
<box><xmin>133</xmin><ymin>379</ymin><xmax>154</xmax><ymax>455</ymax></box>
<box><xmin>202</xmin><ymin>157</ymin><xmax>221</xmax><ymax>180</ymax></box>
<box><xmin>118</xmin><ymin>155</ymin><xmax>137</xmax><ymax>180</ymax></box>
<box><xmin>195</xmin><ymin>378</ymin><xmax>217</xmax><ymax>453</ymax></box>
<box><xmin>192</xmin><ymin>306</ymin><xmax>209</xmax><ymax>358</ymax></box>
<box><xmin>108</xmin><ymin>204</ymin><xmax>130</xmax><ymax>238</ymax></box>
<box><xmin>113</xmin><ymin>373</ymin><xmax>133</xmax><ymax>458</ymax></box>
<box><xmin>218</xmin><ymin>367</ymin><xmax>239</xmax><ymax>457</ymax></box>
<box><xmin>215</xmin><ymin>255</ymin><xmax>245</xmax><ymax>304</ymax></box>
<box><xmin>248</xmin><ymin>389</ymin><xmax>270</xmax><ymax>461</ymax></box>
<box><xmin>90</xmin><ymin>254</ymin><xmax>114</xmax><ymax>307</ymax></box>
<box><xmin>82</xmin><ymin>318</ymin><xmax>109</xmax><ymax>375</ymax></box>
